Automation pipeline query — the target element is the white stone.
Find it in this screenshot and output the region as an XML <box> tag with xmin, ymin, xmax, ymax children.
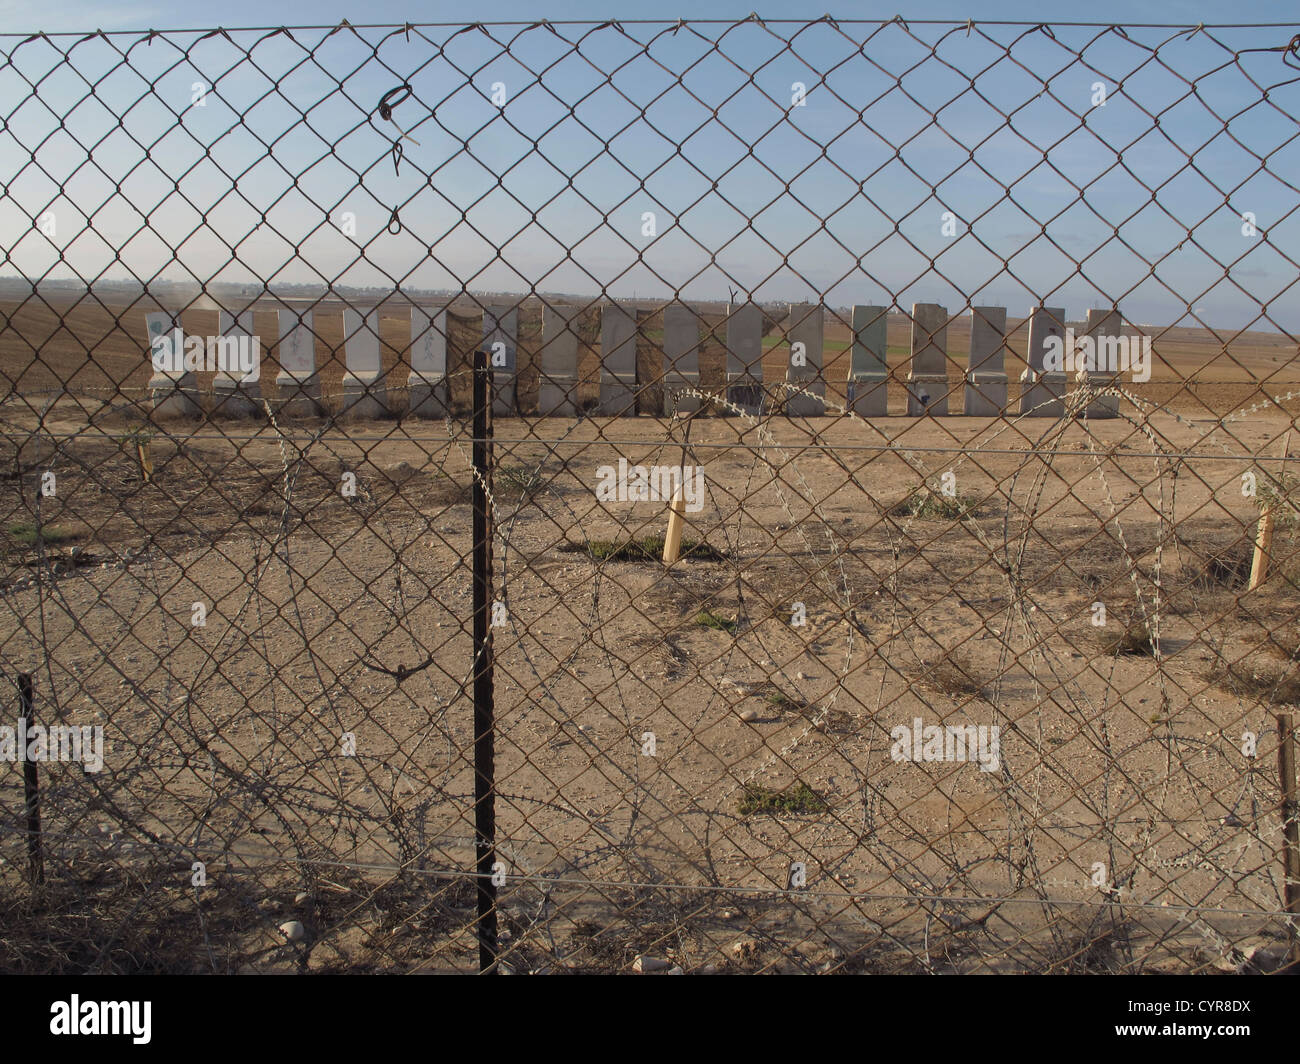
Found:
<box><xmin>632</xmin><ymin>955</ymin><xmax>672</xmax><ymax>972</ymax></box>
<box><xmin>730</xmin><ymin>938</ymin><xmax>758</xmax><ymax>960</ymax></box>
<box><xmin>382</xmin><ymin>461</ymin><xmax>419</xmax><ymax>482</ymax></box>
<box><xmin>278</xmin><ymin>920</ymin><xmax>306</xmax><ymax>941</ymax></box>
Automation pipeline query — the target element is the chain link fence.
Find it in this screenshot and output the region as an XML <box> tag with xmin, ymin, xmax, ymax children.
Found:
<box><xmin>2</xmin><ymin>17</ymin><xmax>1300</xmax><ymax>974</ymax></box>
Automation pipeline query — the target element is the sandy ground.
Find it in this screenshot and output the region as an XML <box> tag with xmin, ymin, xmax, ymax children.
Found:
<box><xmin>1</xmin><ymin>294</ymin><xmax>1299</xmax><ymax>972</ymax></box>
<box><xmin>1</xmin><ymin>399</ymin><xmax>1297</xmax><ymax>972</ymax></box>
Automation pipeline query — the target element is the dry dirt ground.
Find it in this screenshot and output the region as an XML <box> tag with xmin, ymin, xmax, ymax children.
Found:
<box><xmin>1</xmin><ymin>295</ymin><xmax>1299</xmax><ymax>973</ymax></box>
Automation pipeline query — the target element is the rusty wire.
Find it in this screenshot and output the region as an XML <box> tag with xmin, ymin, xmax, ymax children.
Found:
<box><xmin>0</xmin><ymin>19</ymin><xmax>1299</xmax><ymax>974</ymax></box>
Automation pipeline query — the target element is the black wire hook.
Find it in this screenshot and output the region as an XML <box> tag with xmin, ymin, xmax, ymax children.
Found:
<box><xmin>378</xmin><ymin>83</ymin><xmax>412</xmax><ymax>121</ymax></box>
<box><xmin>1285</xmin><ymin>34</ymin><xmax>1300</xmax><ymax>71</ymax></box>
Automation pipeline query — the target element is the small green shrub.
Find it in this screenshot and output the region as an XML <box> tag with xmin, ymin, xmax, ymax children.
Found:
<box><xmin>562</xmin><ymin>535</ymin><xmax>727</xmax><ymax>562</ymax></box>
<box><xmin>738</xmin><ymin>781</ymin><xmax>828</xmax><ymax>817</ymax></box>
<box><xmin>695</xmin><ymin>609</ymin><xmax>738</xmax><ymax>633</ymax></box>
<box><xmin>7</xmin><ymin>522</ymin><xmax>71</xmax><ymax>547</ymax></box>
<box><xmin>891</xmin><ymin>488</ymin><xmax>974</xmax><ymax>520</ymax></box>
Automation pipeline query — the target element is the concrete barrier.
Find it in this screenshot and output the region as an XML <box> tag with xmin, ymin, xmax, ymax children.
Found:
<box><xmin>408</xmin><ymin>305</ymin><xmax>449</xmax><ymax>418</ymax></box>
<box><xmin>963</xmin><ymin>306</ymin><xmax>1009</xmax><ymax>416</ymax></box>
<box><xmin>785</xmin><ymin>302</ymin><xmax>825</xmax><ymax>417</ymax></box>
<box><xmin>907</xmin><ymin>303</ymin><xmax>949</xmax><ymax>415</ymax></box>
<box><xmin>145</xmin><ymin>311</ymin><xmax>200</xmax><ymax>418</ymax></box>
<box><xmin>847</xmin><ymin>304</ymin><xmax>888</xmax><ymax>417</ymax></box>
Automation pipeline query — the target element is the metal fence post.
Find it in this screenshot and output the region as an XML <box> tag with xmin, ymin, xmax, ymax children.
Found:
<box><xmin>472</xmin><ymin>346</ymin><xmax>499</xmax><ymax>973</ymax></box>
<box><xmin>19</xmin><ymin>672</ymin><xmax>43</xmax><ymax>888</ymax></box>
<box><xmin>1278</xmin><ymin>712</ymin><xmax>1300</xmax><ymax>971</ymax></box>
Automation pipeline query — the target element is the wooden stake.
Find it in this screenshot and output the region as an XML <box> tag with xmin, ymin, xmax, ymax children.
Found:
<box><xmin>662</xmin><ymin>485</ymin><xmax>687</xmax><ymax>564</ymax></box>
<box><xmin>1249</xmin><ymin>507</ymin><xmax>1275</xmax><ymax>592</ymax></box>
<box><xmin>1249</xmin><ymin>429</ymin><xmax>1291</xmax><ymax>591</ymax></box>
<box><xmin>1277</xmin><ymin>712</ymin><xmax>1300</xmax><ymax>971</ymax></box>
<box><xmin>136</xmin><ymin>438</ymin><xmax>153</xmax><ymax>483</ymax></box>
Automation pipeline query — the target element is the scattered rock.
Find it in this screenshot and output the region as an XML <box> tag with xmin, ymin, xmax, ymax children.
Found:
<box><xmin>382</xmin><ymin>461</ymin><xmax>419</xmax><ymax>482</ymax></box>
<box><xmin>730</xmin><ymin>938</ymin><xmax>758</xmax><ymax>961</ymax></box>
<box><xmin>294</xmin><ymin>891</ymin><xmax>310</xmax><ymax>907</ymax></box>
<box><xmin>1193</xmin><ymin>946</ymin><xmax>1236</xmax><ymax>973</ymax></box>
<box><xmin>278</xmin><ymin>920</ymin><xmax>306</xmax><ymax>942</ymax></box>
<box><xmin>697</xmin><ymin>963</ymin><xmax>718</xmax><ymax>974</ymax></box>
<box><xmin>739</xmin><ymin>708</ymin><xmax>758</xmax><ymax>722</ymax></box>
<box><xmin>1238</xmin><ymin>940</ymin><xmax>1290</xmax><ymax>974</ymax></box>
<box><xmin>632</xmin><ymin>955</ymin><xmax>673</xmax><ymax>973</ymax></box>
<box><xmin>665</xmin><ymin>966</ymin><xmax>684</xmax><ymax>975</ymax></box>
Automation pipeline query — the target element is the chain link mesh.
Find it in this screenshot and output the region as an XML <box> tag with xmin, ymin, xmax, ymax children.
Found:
<box><xmin>2</xmin><ymin>17</ymin><xmax>1300</xmax><ymax>974</ymax></box>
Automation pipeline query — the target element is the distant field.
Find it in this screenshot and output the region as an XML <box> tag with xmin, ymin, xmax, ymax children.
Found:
<box><xmin>1</xmin><ymin>292</ymin><xmax>1297</xmax><ymax>420</ymax></box>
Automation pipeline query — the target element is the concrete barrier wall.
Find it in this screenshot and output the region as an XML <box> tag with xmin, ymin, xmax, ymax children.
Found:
<box><xmin>148</xmin><ymin>300</ymin><xmax>1126</xmax><ymax>421</ymax></box>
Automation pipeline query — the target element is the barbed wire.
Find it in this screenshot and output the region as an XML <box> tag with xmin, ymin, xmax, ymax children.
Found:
<box><xmin>2</xmin><ymin>18</ymin><xmax>1300</xmax><ymax>975</ymax></box>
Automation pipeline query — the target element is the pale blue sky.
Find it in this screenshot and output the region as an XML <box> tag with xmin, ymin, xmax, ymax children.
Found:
<box><xmin>2</xmin><ymin>2</ymin><xmax>1298</xmax><ymax>331</ymax></box>
<box><xmin>0</xmin><ymin>0</ymin><xmax>1281</xmax><ymax>33</ymax></box>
